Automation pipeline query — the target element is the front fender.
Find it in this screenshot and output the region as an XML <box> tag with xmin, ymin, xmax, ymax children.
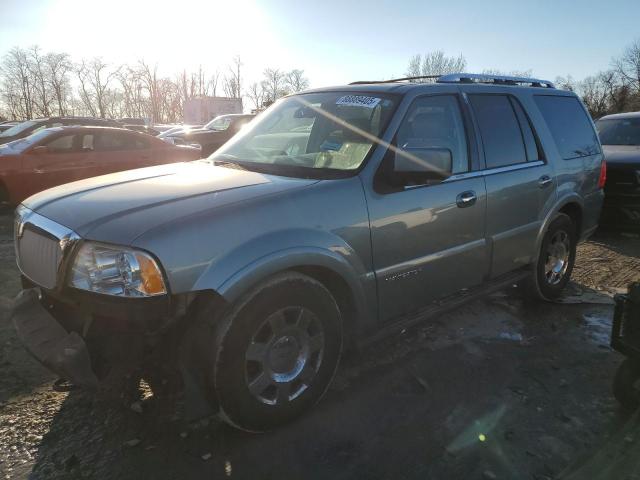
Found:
<box><xmin>191</xmin><ymin>230</ymin><xmax>375</xmax><ymax>335</ymax></box>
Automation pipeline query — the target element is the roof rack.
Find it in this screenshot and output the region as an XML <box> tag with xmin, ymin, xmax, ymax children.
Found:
<box><xmin>349</xmin><ymin>73</ymin><xmax>555</xmax><ymax>88</ymax></box>
<box><xmin>350</xmin><ymin>75</ymin><xmax>441</xmax><ymax>85</ymax></box>
<box><xmin>437</xmin><ymin>73</ymin><xmax>555</xmax><ymax>88</ymax></box>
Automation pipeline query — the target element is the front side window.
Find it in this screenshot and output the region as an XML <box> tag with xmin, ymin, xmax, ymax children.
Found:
<box><xmin>534</xmin><ymin>95</ymin><xmax>600</xmax><ymax>159</ymax></box>
<box><xmin>206</xmin><ymin>116</ymin><xmax>234</xmax><ymax>131</ymax></box>
<box><xmin>469</xmin><ymin>95</ymin><xmax>527</xmax><ymax>168</ymax></box>
<box><xmin>395</xmin><ymin>95</ymin><xmax>469</xmax><ymax>175</ymax></box>
<box><xmin>45</xmin><ymin>134</ymin><xmax>75</xmax><ymax>153</ymax></box>
<box><xmin>596</xmin><ymin>117</ymin><xmax>640</xmax><ymax>146</ymax></box>
<box><xmin>212</xmin><ymin>92</ymin><xmax>398</xmax><ymax>176</ymax></box>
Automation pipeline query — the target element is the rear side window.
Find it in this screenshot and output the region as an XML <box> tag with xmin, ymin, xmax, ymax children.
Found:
<box><xmin>534</xmin><ymin>95</ymin><xmax>600</xmax><ymax>159</ymax></box>
<box><xmin>469</xmin><ymin>95</ymin><xmax>527</xmax><ymax>168</ymax></box>
<box><xmin>94</xmin><ymin>132</ymin><xmax>135</xmax><ymax>151</ymax></box>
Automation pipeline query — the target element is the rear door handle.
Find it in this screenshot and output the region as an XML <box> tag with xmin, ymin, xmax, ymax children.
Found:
<box><xmin>456</xmin><ymin>190</ymin><xmax>477</xmax><ymax>208</ymax></box>
<box><xmin>538</xmin><ymin>175</ymin><xmax>553</xmax><ymax>188</ymax></box>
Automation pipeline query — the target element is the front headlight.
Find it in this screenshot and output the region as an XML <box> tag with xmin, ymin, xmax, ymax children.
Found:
<box><xmin>70</xmin><ymin>242</ymin><xmax>166</xmax><ymax>297</ymax></box>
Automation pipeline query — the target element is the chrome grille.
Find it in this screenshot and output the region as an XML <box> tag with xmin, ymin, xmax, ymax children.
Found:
<box><xmin>17</xmin><ymin>227</ymin><xmax>62</xmax><ymax>289</ymax></box>
<box><xmin>15</xmin><ymin>206</ymin><xmax>79</xmax><ymax>290</ymax></box>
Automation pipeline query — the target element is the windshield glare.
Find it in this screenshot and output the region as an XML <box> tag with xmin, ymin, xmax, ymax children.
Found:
<box><xmin>596</xmin><ymin>118</ymin><xmax>640</xmax><ymax>146</ymax></box>
<box><xmin>205</xmin><ymin>116</ymin><xmax>234</xmax><ymax>131</ymax></box>
<box><xmin>0</xmin><ymin>119</ymin><xmax>39</xmax><ymax>137</ymax></box>
<box><xmin>211</xmin><ymin>92</ymin><xmax>397</xmax><ymax>174</ymax></box>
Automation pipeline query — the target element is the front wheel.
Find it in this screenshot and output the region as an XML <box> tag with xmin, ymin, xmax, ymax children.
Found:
<box><xmin>213</xmin><ymin>272</ymin><xmax>343</xmax><ymax>432</ymax></box>
<box><xmin>526</xmin><ymin>213</ymin><xmax>577</xmax><ymax>301</ymax></box>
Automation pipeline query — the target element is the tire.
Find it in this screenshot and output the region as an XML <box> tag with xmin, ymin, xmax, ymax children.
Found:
<box><xmin>526</xmin><ymin>213</ymin><xmax>577</xmax><ymax>301</ymax></box>
<box><xmin>613</xmin><ymin>358</ymin><xmax>640</xmax><ymax>411</ymax></box>
<box><xmin>213</xmin><ymin>272</ymin><xmax>343</xmax><ymax>432</ymax></box>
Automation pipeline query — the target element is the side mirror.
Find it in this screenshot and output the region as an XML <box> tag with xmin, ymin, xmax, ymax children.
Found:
<box><xmin>391</xmin><ymin>147</ymin><xmax>452</xmax><ymax>186</ymax></box>
<box><xmin>30</xmin><ymin>145</ymin><xmax>49</xmax><ymax>155</ymax></box>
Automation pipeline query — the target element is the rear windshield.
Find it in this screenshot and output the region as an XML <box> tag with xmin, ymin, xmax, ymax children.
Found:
<box><xmin>534</xmin><ymin>95</ymin><xmax>600</xmax><ymax>159</ymax></box>
<box><xmin>596</xmin><ymin>117</ymin><xmax>640</xmax><ymax>146</ymax></box>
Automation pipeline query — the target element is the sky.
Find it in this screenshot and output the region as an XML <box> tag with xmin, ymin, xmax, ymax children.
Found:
<box><xmin>1</xmin><ymin>0</ymin><xmax>639</xmax><ymax>89</ymax></box>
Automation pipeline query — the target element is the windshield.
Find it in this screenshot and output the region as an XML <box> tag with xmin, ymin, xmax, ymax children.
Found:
<box><xmin>4</xmin><ymin>129</ymin><xmax>56</xmax><ymax>151</ymax></box>
<box><xmin>211</xmin><ymin>92</ymin><xmax>398</xmax><ymax>176</ymax></box>
<box><xmin>0</xmin><ymin>119</ymin><xmax>39</xmax><ymax>137</ymax></box>
<box><xmin>596</xmin><ymin>117</ymin><xmax>640</xmax><ymax>146</ymax></box>
<box><xmin>205</xmin><ymin>116</ymin><xmax>234</xmax><ymax>131</ymax></box>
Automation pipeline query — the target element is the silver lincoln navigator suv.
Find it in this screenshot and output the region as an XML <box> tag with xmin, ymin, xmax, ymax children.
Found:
<box><xmin>11</xmin><ymin>73</ymin><xmax>605</xmax><ymax>432</ymax></box>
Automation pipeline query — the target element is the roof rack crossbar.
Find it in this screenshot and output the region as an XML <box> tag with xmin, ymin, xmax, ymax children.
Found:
<box><xmin>349</xmin><ymin>73</ymin><xmax>555</xmax><ymax>88</ymax></box>
<box><xmin>436</xmin><ymin>73</ymin><xmax>555</xmax><ymax>88</ymax></box>
<box><xmin>349</xmin><ymin>75</ymin><xmax>441</xmax><ymax>85</ymax></box>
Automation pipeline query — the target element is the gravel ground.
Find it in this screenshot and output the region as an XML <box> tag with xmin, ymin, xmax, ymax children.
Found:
<box><xmin>0</xmin><ymin>211</ymin><xmax>639</xmax><ymax>480</ymax></box>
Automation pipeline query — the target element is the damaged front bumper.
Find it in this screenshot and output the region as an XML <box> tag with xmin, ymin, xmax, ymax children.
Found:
<box><xmin>11</xmin><ymin>288</ymin><xmax>98</xmax><ymax>388</ymax></box>
<box><xmin>11</xmin><ymin>286</ymin><xmax>220</xmax><ymax>420</ymax></box>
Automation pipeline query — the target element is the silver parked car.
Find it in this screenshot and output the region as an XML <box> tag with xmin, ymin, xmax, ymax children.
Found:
<box><xmin>12</xmin><ymin>73</ymin><xmax>605</xmax><ymax>432</ymax></box>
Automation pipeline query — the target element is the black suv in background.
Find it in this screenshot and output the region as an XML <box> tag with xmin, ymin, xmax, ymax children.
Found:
<box><xmin>596</xmin><ymin>111</ymin><xmax>640</xmax><ymax>230</ymax></box>
<box><xmin>161</xmin><ymin>113</ymin><xmax>255</xmax><ymax>156</ymax></box>
<box><xmin>0</xmin><ymin>116</ymin><xmax>120</xmax><ymax>145</ymax></box>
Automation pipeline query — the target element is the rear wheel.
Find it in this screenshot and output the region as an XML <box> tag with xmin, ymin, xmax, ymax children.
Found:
<box><xmin>213</xmin><ymin>272</ymin><xmax>343</xmax><ymax>432</ymax></box>
<box><xmin>526</xmin><ymin>213</ymin><xmax>577</xmax><ymax>301</ymax></box>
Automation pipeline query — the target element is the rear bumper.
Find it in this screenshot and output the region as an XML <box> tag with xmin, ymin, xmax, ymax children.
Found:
<box><xmin>600</xmin><ymin>194</ymin><xmax>640</xmax><ymax>230</ymax></box>
<box><xmin>11</xmin><ymin>288</ymin><xmax>98</xmax><ymax>388</ymax></box>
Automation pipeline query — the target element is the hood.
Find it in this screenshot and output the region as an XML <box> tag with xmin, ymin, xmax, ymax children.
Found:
<box><xmin>602</xmin><ymin>145</ymin><xmax>640</xmax><ymax>165</ymax></box>
<box><xmin>24</xmin><ymin>160</ymin><xmax>318</xmax><ymax>244</ymax></box>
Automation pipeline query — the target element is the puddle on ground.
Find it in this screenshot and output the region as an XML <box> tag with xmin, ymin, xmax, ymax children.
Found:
<box><xmin>582</xmin><ymin>311</ymin><xmax>612</xmax><ymax>346</ymax></box>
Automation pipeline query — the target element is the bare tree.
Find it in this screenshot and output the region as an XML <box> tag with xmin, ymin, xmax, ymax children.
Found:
<box><xmin>246</xmin><ymin>81</ymin><xmax>265</xmax><ymax>110</ymax></box>
<box><xmin>405</xmin><ymin>51</ymin><xmax>466</xmax><ymax>81</ymax></box>
<box><xmin>1</xmin><ymin>47</ymin><xmax>35</xmax><ymax>119</ymax></box>
<box><xmin>45</xmin><ymin>52</ymin><xmax>72</xmax><ymax>116</ymax></box>
<box><xmin>554</xmin><ymin>74</ymin><xmax>577</xmax><ymax>91</ymax></box>
<box><xmin>261</xmin><ymin>68</ymin><xmax>288</xmax><ymax>102</ymax></box>
<box><xmin>285</xmin><ymin>69</ymin><xmax>309</xmax><ymax>93</ymax></box>
<box><xmin>209</xmin><ymin>69</ymin><xmax>221</xmax><ymax>97</ymax></box>
<box><xmin>614</xmin><ymin>38</ymin><xmax>640</xmax><ymax>92</ymax></box>
<box><xmin>76</xmin><ymin>58</ymin><xmax>116</xmax><ymax>118</ymax></box>
<box><xmin>28</xmin><ymin>46</ymin><xmax>54</xmax><ymax>117</ymax></box>
<box><xmin>223</xmin><ymin>56</ymin><xmax>243</xmax><ymax>98</ymax></box>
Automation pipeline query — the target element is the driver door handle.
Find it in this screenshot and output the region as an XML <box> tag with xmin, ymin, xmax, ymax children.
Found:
<box><xmin>538</xmin><ymin>175</ymin><xmax>553</xmax><ymax>188</ymax></box>
<box><xmin>456</xmin><ymin>190</ymin><xmax>477</xmax><ymax>208</ymax></box>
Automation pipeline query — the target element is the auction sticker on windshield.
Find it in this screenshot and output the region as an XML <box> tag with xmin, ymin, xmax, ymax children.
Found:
<box><xmin>336</xmin><ymin>95</ymin><xmax>381</xmax><ymax>109</ymax></box>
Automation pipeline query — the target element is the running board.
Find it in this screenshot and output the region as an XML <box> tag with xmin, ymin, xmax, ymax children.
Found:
<box><xmin>359</xmin><ymin>269</ymin><xmax>530</xmax><ymax>348</ymax></box>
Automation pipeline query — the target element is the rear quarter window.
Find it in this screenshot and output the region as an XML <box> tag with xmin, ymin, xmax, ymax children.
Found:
<box><xmin>534</xmin><ymin>95</ymin><xmax>600</xmax><ymax>160</ymax></box>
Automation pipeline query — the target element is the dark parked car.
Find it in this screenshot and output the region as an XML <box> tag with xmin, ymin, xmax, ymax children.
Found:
<box><xmin>122</xmin><ymin>124</ymin><xmax>161</xmax><ymax>136</ymax></box>
<box><xmin>596</xmin><ymin>112</ymin><xmax>640</xmax><ymax>230</ymax></box>
<box><xmin>161</xmin><ymin>113</ymin><xmax>255</xmax><ymax>155</ymax></box>
<box><xmin>0</xmin><ymin>121</ymin><xmax>19</xmax><ymax>134</ymax></box>
<box><xmin>12</xmin><ymin>74</ymin><xmax>604</xmax><ymax>432</ymax></box>
<box><xmin>0</xmin><ymin>117</ymin><xmax>120</xmax><ymax>145</ymax></box>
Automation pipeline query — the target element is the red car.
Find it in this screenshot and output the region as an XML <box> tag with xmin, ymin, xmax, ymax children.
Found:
<box><xmin>0</xmin><ymin>126</ymin><xmax>201</xmax><ymax>205</ymax></box>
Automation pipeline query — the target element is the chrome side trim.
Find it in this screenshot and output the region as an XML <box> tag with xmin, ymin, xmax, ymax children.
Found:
<box><xmin>376</xmin><ymin>238</ymin><xmax>486</xmax><ymax>279</ymax></box>
<box><xmin>444</xmin><ymin>160</ymin><xmax>545</xmax><ymax>183</ymax></box>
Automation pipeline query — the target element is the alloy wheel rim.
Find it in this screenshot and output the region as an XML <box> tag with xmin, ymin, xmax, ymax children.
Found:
<box><xmin>544</xmin><ymin>229</ymin><xmax>571</xmax><ymax>285</ymax></box>
<box><xmin>244</xmin><ymin>306</ymin><xmax>324</xmax><ymax>406</ymax></box>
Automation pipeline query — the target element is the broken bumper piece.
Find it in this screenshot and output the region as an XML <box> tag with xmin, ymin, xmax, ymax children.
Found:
<box><xmin>11</xmin><ymin>288</ymin><xmax>98</xmax><ymax>389</ymax></box>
